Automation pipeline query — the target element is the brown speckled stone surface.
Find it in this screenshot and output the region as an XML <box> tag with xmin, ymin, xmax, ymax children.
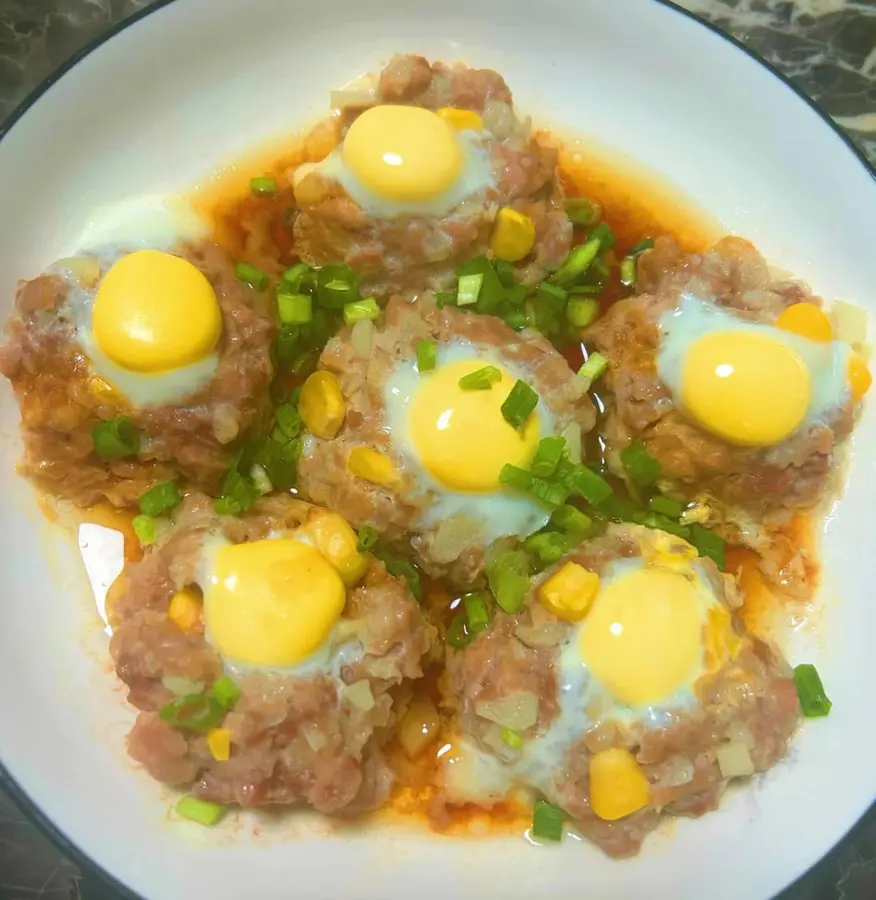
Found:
<box><xmin>0</xmin><ymin>1</ymin><xmax>874</xmax><ymax>898</ymax></box>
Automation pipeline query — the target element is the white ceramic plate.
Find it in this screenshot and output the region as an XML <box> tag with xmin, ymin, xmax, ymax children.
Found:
<box><xmin>1</xmin><ymin>1</ymin><xmax>874</xmax><ymax>898</ymax></box>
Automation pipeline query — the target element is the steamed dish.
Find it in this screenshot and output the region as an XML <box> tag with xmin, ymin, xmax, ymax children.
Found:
<box><xmin>0</xmin><ymin>54</ymin><xmax>864</xmax><ymax>853</ymax></box>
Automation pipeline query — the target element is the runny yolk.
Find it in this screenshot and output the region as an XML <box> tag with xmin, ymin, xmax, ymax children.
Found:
<box><xmin>681</xmin><ymin>331</ymin><xmax>811</xmax><ymax>446</ymax></box>
<box><xmin>342</xmin><ymin>105</ymin><xmax>463</xmax><ymax>202</ymax></box>
<box><xmin>93</xmin><ymin>249</ymin><xmax>222</xmax><ymax>373</ymax></box>
<box><xmin>407</xmin><ymin>359</ymin><xmax>540</xmax><ymax>492</ymax></box>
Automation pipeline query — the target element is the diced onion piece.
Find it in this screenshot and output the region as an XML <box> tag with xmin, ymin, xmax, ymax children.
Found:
<box><xmin>351</xmin><ymin>318</ymin><xmax>375</xmax><ymax>357</ymax></box>
<box><xmin>56</xmin><ymin>256</ymin><xmax>101</xmax><ymax>288</ymax></box>
<box><xmin>514</xmin><ymin>621</ymin><xmax>566</xmax><ymax>648</ymax></box>
<box><xmin>430</xmin><ymin>514</ymin><xmax>481</xmax><ymax>564</ymax></box>
<box><xmin>161</xmin><ymin>676</ymin><xmax>205</xmax><ymax>696</ymax></box>
<box><xmin>560</xmin><ymin>422</ymin><xmax>582</xmax><ymax>464</ymax></box>
<box><xmin>717</xmin><ymin>741</ymin><xmax>755</xmax><ymax>779</ymax></box>
<box><xmin>344</xmin><ymin>680</ymin><xmax>375</xmax><ymax>711</ymax></box>
<box><xmin>330</xmin><ymin>88</ymin><xmax>376</xmax><ymax>110</ymax></box>
<box><xmin>397</xmin><ymin>697</ymin><xmax>441</xmax><ymax>759</ymax></box>
<box><xmin>474</xmin><ymin>691</ymin><xmax>539</xmax><ymax>730</ymax></box>
<box><xmin>829</xmin><ymin>300</ymin><xmax>868</xmax><ymax>347</ymax></box>
<box><xmin>653</xmin><ymin>755</ymin><xmax>695</xmax><ymax>788</ymax></box>
<box><xmin>302</xmin><ymin>724</ymin><xmax>328</xmax><ymax>752</ymax></box>
<box><xmin>212</xmin><ymin>403</ymin><xmax>240</xmax><ymax>445</ymax></box>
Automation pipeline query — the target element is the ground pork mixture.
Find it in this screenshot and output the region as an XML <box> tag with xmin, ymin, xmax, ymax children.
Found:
<box><xmin>110</xmin><ymin>492</ymin><xmax>438</xmax><ymax>813</ymax></box>
<box><xmin>0</xmin><ymin>243</ymin><xmax>274</xmax><ymax>508</ymax></box>
<box><xmin>297</xmin><ymin>295</ymin><xmax>596</xmax><ymax>585</ymax></box>
<box><xmin>291</xmin><ymin>54</ymin><xmax>573</xmax><ymax>297</ymax></box>
<box><xmin>441</xmin><ymin>525</ymin><xmax>801</xmax><ymax>857</ymax></box>
<box><xmin>584</xmin><ymin>237</ymin><xmax>855</xmax><ymax>515</ymax></box>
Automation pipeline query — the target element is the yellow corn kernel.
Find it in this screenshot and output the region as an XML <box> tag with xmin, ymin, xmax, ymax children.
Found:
<box><xmin>88</xmin><ymin>375</ymin><xmax>119</xmax><ymax>400</ymax></box>
<box><xmin>848</xmin><ymin>352</ymin><xmax>872</xmax><ymax>402</ymax></box>
<box><xmin>207</xmin><ymin>728</ymin><xmax>231</xmax><ymax>762</ymax></box>
<box><xmin>435</xmin><ymin>107</ymin><xmax>483</xmax><ymax>132</ymax></box>
<box><xmin>776</xmin><ymin>302</ymin><xmax>833</xmax><ymax>343</ymax></box>
<box><xmin>538</xmin><ymin>562</ymin><xmax>600</xmax><ymax>622</ymax></box>
<box><xmin>299</xmin><ymin>370</ymin><xmax>346</xmax><ymax>439</ymax></box>
<box><xmin>589</xmin><ymin>747</ymin><xmax>652</xmax><ymax>821</ymax></box>
<box><xmin>490</xmin><ymin>207</ymin><xmax>536</xmax><ymax>262</ymax></box>
<box><xmin>168</xmin><ymin>588</ymin><xmax>202</xmax><ymax>632</ymax></box>
<box><xmin>348</xmin><ymin>446</ymin><xmax>400</xmax><ymax>487</ymax></box>
<box><xmin>304</xmin><ymin>510</ymin><xmax>368</xmax><ymax>585</ymax></box>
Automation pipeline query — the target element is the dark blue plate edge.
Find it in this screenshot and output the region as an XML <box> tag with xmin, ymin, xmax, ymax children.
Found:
<box><xmin>0</xmin><ymin>0</ymin><xmax>873</xmax><ymax>898</ymax></box>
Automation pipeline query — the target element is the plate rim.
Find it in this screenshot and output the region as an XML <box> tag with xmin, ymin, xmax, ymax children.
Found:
<box><xmin>0</xmin><ymin>1</ymin><xmax>872</xmax><ymax>897</ymax></box>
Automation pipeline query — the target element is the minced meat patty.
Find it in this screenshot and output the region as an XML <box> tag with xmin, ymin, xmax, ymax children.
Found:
<box><xmin>111</xmin><ymin>492</ymin><xmax>438</xmax><ymax>814</ymax></box>
<box><xmin>584</xmin><ymin>236</ymin><xmax>855</xmax><ymax>514</ymax></box>
<box><xmin>0</xmin><ymin>243</ymin><xmax>274</xmax><ymax>507</ymax></box>
<box><xmin>291</xmin><ymin>54</ymin><xmax>572</xmax><ymax>297</ymax></box>
<box><xmin>441</xmin><ymin>524</ymin><xmax>800</xmax><ymax>857</ymax></box>
<box><xmin>297</xmin><ymin>295</ymin><xmax>596</xmax><ymax>585</ymax></box>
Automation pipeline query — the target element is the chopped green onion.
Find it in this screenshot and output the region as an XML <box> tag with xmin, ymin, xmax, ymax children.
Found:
<box><xmin>356</xmin><ymin>525</ymin><xmax>380</xmax><ymax>552</ymax></box>
<box><xmin>501</xmin><ymin>728</ymin><xmax>524</xmax><ymax>750</ymax></box>
<box><xmin>569</xmin><ymin>284</ymin><xmax>602</xmax><ymax>295</ymax></box>
<box><xmin>487</xmin><ymin>549</ymin><xmax>532</xmax><ymax>614</ymax></box>
<box><xmin>566</xmin><ymin>297</ymin><xmax>599</xmax><ymax>328</ymax></box>
<box><xmin>556</xmin><ymin>461</ymin><xmax>613</xmax><ymax>506</ymax></box>
<box><xmin>214</xmin><ymin>466</ymin><xmax>259</xmax><ymax>517</ymax></box>
<box><xmin>564</xmin><ymin>197</ymin><xmax>601</xmax><ymax>227</ymax></box>
<box><xmin>132</xmin><ymin>514</ymin><xmax>157</xmax><ymax>546</ymax></box>
<box><xmin>524</xmin><ymin>531</ymin><xmax>570</xmax><ymax>565</ymax></box>
<box><xmin>374</xmin><ymin>550</ymin><xmax>423</xmax><ymax>602</ymax></box>
<box><xmin>577</xmin><ymin>352</ymin><xmax>608</xmax><ymax>384</ymax></box>
<box><xmin>639</xmin><ymin>510</ymin><xmax>690</xmax><ymax>539</ymax></box>
<box><xmin>343</xmin><ymin>297</ymin><xmax>380</xmax><ymax>326</ymax></box>
<box><xmin>92</xmin><ymin>415</ymin><xmax>140</xmax><ymax>459</ymax></box>
<box><xmin>689</xmin><ymin>524</ymin><xmax>726</xmax><ymax>570</ymax></box>
<box><xmin>620</xmin><ymin>439</ymin><xmax>662</xmax><ymax>488</ymax></box>
<box><xmin>552</xmin><ymin>237</ymin><xmax>601</xmax><ymax>286</ymax></box>
<box><xmin>649</xmin><ymin>495</ymin><xmax>684</xmax><ymax>518</ymax></box>
<box><xmin>599</xmin><ymin>495</ymin><xmax>644</xmax><ymax>523</ymax></box>
<box><xmin>499</xmin><ymin>464</ymin><xmax>533</xmax><ymax>492</ymax></box>
<box><xmin>445</xmin><ymin>612</ymin><xmax>473</xmax><ymax>649</ymax></box>
<box><xmin>235</xmin><ymin>262</ymin><xmax>269</xmax><ymax>292</ymax></box>
<box><xmin>619</xmin><ymin>257</ymin><xmax>637</xmax><ymax>287</ymax></box>
<box><xmin>628</xmin><ymin>237</ymin><xmax>654</xmax><ymax>256</ymax></box>
<box><xmin>501</xmin><ymin>307</ymin><xmax>527</xmax><ymax>331</ymax></box>
<box><xmin>281</xmin><ymin>262</ymin><xmax>310</xmax><ymax>291</ymax></box>
<box><xmin>535</xmin><ymin>282</ymin><xmax>568</xmax><ymax>304</ymax></box>
<box><xmin>435</xmin><ymin>291</ymin><xmax>457</xmax><ymax>309</ymax></box>
<box><xmin>531</xmin><ymin>436</ymin><xmax>567</xmax><ymax>478</ymax></box>
<box><xmin>175</xmin><ymin>796</ymin><xmax>227</xmax><ymax>827</ymax></box>
<box><xmin>278</xmin><ymin>291</ymin><xmax>313</xmax><ymax>325</ymax></box>
<box><xmin>457</xmin><ymin>272</ymin><xmax>483</xmax><ymax>307</ymax></box>
<box><xmin>793</xmin><ymin>663</ymin><xmax>832</xmax><ymax>717</ymax></box>
<box><xmin>501</xmin><ymin>380</ymin><xmax>539</xmax><ymax>429</ymax></box>
<box><xmin>316</xmin><ymin>264</ymin><xmax>358</xmax><ymax>309</ymax></box>
<box><xmin>457</xmin><ymin>256</ymin><xmax>505</xmax><ymax>313</ymax></box>
<box><xmin>589</xmin><ymin>222</ymin><xmax>617</xmax><ymax>250</ymax></box>
<box><xmin>532</xmin><ymin>798</ymin><xmax>564</xmax><ymax>842</ymax></box>
<box><xmin>459</xmin><ymin>365</ymin><xmax>501</xmax><ymax>390</ymax></box>
<box><xmin>416</xmin><ymin>340</ymin><xmax>437</xmax><ymax>372</ymax></box>
<box><xmin>528</xmin><ymin>477</ymin><xmax>569</xmax><ymax>510</ymax></box>
<box><xmin>159</xmin><ymin>694</ymin><xmax>225</xmax><ymax>732</ymax></box>
<box><xmin>504</xmin><ymin>283</ymin><xmax>528</xmax><ymax>305</ymax></box>
<box><xmin>250</xmin><ymin>176</ymin><xmax>278</xmax><ymax>195</ymax></box>
<box><xmin>494</xmin><ymin>260</ymin><xmax>517</xmax><ymax>288</ymax></box>
<box><xmin>463</xmin><ymin>591</ymin><xmax>491</xmax><ymax>635</ymax></box>
<box><xmin>550</xmin><ymin>505</ymin><xmax>594</xmax><ymax>540</ymax></box>
<box><xmin>211</xmin><ymin>675</ymin><xmax>242</xmax><ymax>709</ymax></box>
<box><xmin>138</xmin><ymin>480</ymin><xmax>181</xmax><ymax>517</ymax></box>
<box><xmin>531</xmin><ymin>283</ymin><xmax>569</xmax><ymax>334</ymax></box>
<box><xmin>274</xmin><ymin>403</ymin><xmax>302</xmax><ymax>439</ymax></box>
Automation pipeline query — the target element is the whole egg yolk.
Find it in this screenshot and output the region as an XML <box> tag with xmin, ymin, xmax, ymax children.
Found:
<box><xmin>579</xmin><ymin>567</ymin><xmax>703</xmax><ymax>707</ymax></box>
<box><xmin>205</xmin><ymin>539</ymin><xmax>345</xmax><ymax>667</ymax></box>
<box><xmin>681</xmin><ymin>331</ymin><xmax>811</xmax><ymax>446</ymax></box>
<box><xmin>408</xmin><ymin>359</ymin><xmax>540</xmax><ymax>491</ymax></box>
<box><xmin>342</xmin><ymin>105</ymin><xmax>464</xmax><ymax>202</ymax></box>
<box><xmin>93</xmin><ymin>249</ymin><xmax>221</xmax><ymax>372</ymax></box>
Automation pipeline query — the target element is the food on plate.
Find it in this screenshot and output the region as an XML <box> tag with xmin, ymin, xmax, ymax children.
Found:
<box><xmin>110</xmin><ymin>493</ymin><xmax>436</xmax><ymax>812</ymax></box>
<box><xmin>439</xmin><ymin>524</ymin><xmax>801</xmax><ymax>856</ymax></box>
<box><xmin>295</xmin><ymin>294</ymin><xmax>595</xmax><ymax>584</ymax></box>
<box><xmin>1</xmin><ymin>56</ymin><xmax>863</xmax><ymax>853</ymax></box>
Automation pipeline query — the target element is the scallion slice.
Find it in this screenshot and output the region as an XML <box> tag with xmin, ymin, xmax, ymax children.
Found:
<box><xmin>589</xmin><ymin>222</ymin><xmax>617</xmax><ymax>250</ymax></box>
<box><xmin>531</xmin><ymin>436</ymin><xmax>567</xmax><ymax>478</ymax></box>
<box><xmin>235</xmin><ymin>262</ymin><xmax>269</xmax><ymax>292</ymax></box>
<box><xmin>416</xmin><ymin>340</ymin><xmax>437</xmax><ymax>372</ymax></box>
<box><xmin>499</xmin><ymin>463</ymin><xmax>533</xmax><ymax>492</ymax></box>
<box><xmin>92</xmin><ymin>415</ymin><xmax>140</xmax><ymax>459</ymax></box>
<box><xmin>501</xmin><ymin>380</ymin><xmax>539</xmax><ymax>429</ymax></box>
<box><xmin>278</xmin><ymin>291</ymin><xmax>313</xmax><ymax>325</ymax></box>
<box><xmin>138</xmin><ymin>480</ymin><xmax>181</xmax><ymax>517</ymax></box>
<box><xmin>132</xmin><ymin>514</ymin><xmax>157</xmax><ymax>546</ymax></box>
<box><xmin>211</xmin><ymin>675</ymin><xmax>241</xmax><ymax>709</ymax></box>
<box><xmin>463</xmin><ymin>591</ymin><xmax>491</xmax><ymax>635</ymax></box>
<box><xmin>214</xmin><ymin>466</ymin><xmax>259</xmax><ymax>517</ymax></box>
<box><xmin>550</xmin><ymin>504</ymin><xmax>594</xmax><ymax>540</ymax></box>
<box><xmin>250</xmin><ymin>176</ymin><xmax>278</xmax><ymax>196</ymax></box>
<box><xmin>524</xmin><ymin>531</ymin><xmax>570</xmax><ymax>565</ymax></box>
<box><xmin>159</xmin><ymin>694</ymin><xmax>225</xmax><ymax>732</ymax></box>
<box><xmin>487</xmin><ymin>549</ymin><xmax>532</xmax><ymax>614</ymax></box>
<box><xmin>563</xmin><ymin>197</ymin><xmax>601</xmax><ymax>227</ymax></box>
<box><xmin>649</xmin><ymin>495</ymin><xmax>684</xmax><ymax>518</ymax></box>
<box><xmin>628</xmin><ymin>237</ymin><xmax>655</xmax><ymax>256</ymax></box>
<box><xmin>620</xmin><ymin>439</ymin><xmax>662</xmax><ymax>487</ymax></box>
<box><xmin>446</xmin><ymin>612</ymin><xmax>473</xmax><ymax>649</ymax></box>
<box><xmin>532</xmin><ymin>798</ymin><xmax>564</xmax><ymax>842</ymax></box>
<box><xmin>689</xmin><ymin>524</ymin><xmax>726</xmax><ymax>570</ymax></box>
<box><xmin>556</xmin><ymin>461</ymin><xmax>613</xmax><ymax>506</ymax></box>
<box><xmin>793</xmin><ymin>663</ymin><xmax>832</xmax><ymax>717</ymax></box>
<box><xmin>528</xmin><ymin>477</ymin><xmax>569</xmax><ymax>510</ymax></box>
<box><xmin>457</xmin><ymin>272</ymin><xmax>484</xmax><ymax>307</ymax></box>
<box><xmin>281</xmin><ymin>262</ymin><xmax>310</xmax><ymax>291</ymax></box>
<box><xmin>577</xmin><ymin>352</ymin><xmax>608</xmax><ymax>384</ymax></box>
<box><xmin>552</xmin><ymin>236</ymin><xmax>601</xmax><ymax>286</ymax></box>
<box><xmin>459</xmin><ymin>365</ymin><xmax>501</xmax><ymax>390</ymax></box>
<box><xmin>176</xmin><ymin>795</ymin><xmax>227</xmax><ymax>827</ymax></box>
<box><xmin>342</xmin><ymin>297</ymin><xmax>380</xmax><ymax>326</ymax></box>
<box><xmin>619</xmin><ymin>257</ymin><xmax>637</xmax><ymax>287</ymax></box>
<box><xmin>274</xmin><ymin>403</ymin><xmax>302</xmax><ymax>439</ymax></box>
<box><xmin>316</xmin><ymin>264</ymin><xmax>359</xmax><ymax>309</ymax></box>
<box><xmin>566</xmin><ymin>297</ymin><xmax>599</xmax><ymax>327</ymax></box>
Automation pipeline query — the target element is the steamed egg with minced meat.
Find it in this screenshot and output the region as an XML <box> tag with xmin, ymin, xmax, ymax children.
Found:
<box><xmin>383</xmin><ymin>340</ymin><xmax>555</xmax><ymax>544</ymax></box>
<box><xmin>296</xmin><ymin>104</ymin><xmax>495</xmax><ymax>219</ymax></box>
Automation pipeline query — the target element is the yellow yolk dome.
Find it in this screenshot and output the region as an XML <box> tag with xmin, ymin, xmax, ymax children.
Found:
<box><xmin>342</xmin><ymin>105</ymin><xmax>464</xmax><ymax>202</ymax></box>
<box><xmin>408</xmin><ymin>359</ymin><xmax>540</xmax><ymax>492</ymax></box>
<box><xmin>205</xmin><ymin>539</ymin><xmax>346</xmax><ymax>668</ymax></box>
<box><xmin>93</xmin><ymin>249</ymin><xmax>222</xmax><ymax>373</ymax></box>
<box><xmin>579</xmin><ymin>567</ymin><xmax>703</xmax><ymax>707</ymax></box>
<box><xmin>680</xmin><ymin>331</ymin><xmax>811</xmax><ymax>446</ymax></box>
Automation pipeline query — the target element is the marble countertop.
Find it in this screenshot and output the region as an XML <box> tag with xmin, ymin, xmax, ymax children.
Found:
<box><xmin>0</xmin><ymin>1</ymin><xmax>874</xmax><ymax>898</ymax></box>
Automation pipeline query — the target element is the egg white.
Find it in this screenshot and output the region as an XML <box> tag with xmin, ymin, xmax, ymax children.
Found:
<box><xmin>306</xmin><ymin>127</ymin><xmax>495</xmax><ymax>219</ymax></box>
<box><xmin>383</xmin><ymin>339</ymin><xmax>556</xmax><ymax>545</ymax></box>
<box><xmin>658</xmin><ymin>293</ymin><xmax>851</xmax><ymax>433</ymax></box>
